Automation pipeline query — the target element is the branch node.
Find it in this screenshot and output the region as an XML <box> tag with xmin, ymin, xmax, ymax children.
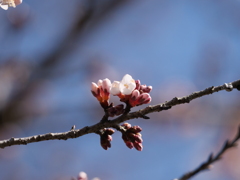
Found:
<box><xmin>224</xmin><ymin>83</ymin><xmax>233</xmax><ymax>92</ymax></box>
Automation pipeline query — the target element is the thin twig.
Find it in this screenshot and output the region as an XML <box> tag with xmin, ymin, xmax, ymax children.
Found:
<box><xmin>0</xmin><ymin>79</ymin><xmax>239</xmax><ymax>148</ymax></box>
<box><xmin>176</xmin><ymin>126</ymin><xmax>240</xmax><ymax>180</ymax></box>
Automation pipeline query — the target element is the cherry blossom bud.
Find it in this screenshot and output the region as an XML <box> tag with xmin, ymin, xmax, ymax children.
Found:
<box><xmin>97</xmin><ymin>79</ymin><xmax>103</xmax><ymax>87</ymax></box>
<box><xmin>122</xmin><ymin>134</ymin><xmax>134</xmax><ymax>149</ymax></box>
<box><xmin>144</xmin><ymin>86</ymin><xmax>152</xmax><ymax>93</ymax></box>
<box><xmin>133</xmin><ymin>142</ymin><xmax>143</xmax><ymax>151</ymax></box>
<box><xmin>125</xmin><ymin>141</ymin><xmax>134</xmax><ymax>149</ymax></box>
<box><xmin>129</xmin><ymin>90</ymin><xmax>140</xmax><ymax>107</ymax></box>
<box><xmin>130</xmin><ymin>90</ymin><xmax>140</xmax><ymax>100</ymax></box>
<box><xmin>91</xmin><ymin>82</ymin><xmax>99</xmax><ymax>96</ymax></box>
<box><xmin>91</xmin><ymin>82</ymin><xmax>102</xmax><ymax>102</ymax></box>
<box><xmin>137</xmin><ymin>93</ymin><xmax>151</xmax><ymax>105</ymax></box>
<box><xmin>130</xmin><ymin>126</ymin><xmax>142</xmax><ymax>133</ymax></box>
<box><xmin>121</xmin><ymin>123</ymin><xmax>131</xmax><ymax>129</ymax></box>
<box><xmin>100</xmin><ymin>128</ymin><xmax>114</xmax><ymax>150</ymax></box>
<box><xmin>100</xmin><ymin>135</ymin><xmax>112</xmax><ymax>150</ymax></box>
<box><xmin>102</xmin><ymin>78</ymin><xmax>111</xmax><ymax>92</ymax></box>
<box><xmin>78</xmin><ymin>171</ymin><xmax>88</xmax><ymax>180</ymax></box>
<box><xmin>119</xmin><ymin>74</ymin><xmax>136</xmax><ymax>95</ymax></box>
<box><xmin>140</xmin><ymin>85</ymin><xmax>147</xmax><ymax>91</ymax></box>
<box><xmin>128</xmin><ymin>133</ymin><xmax>143</xmax><ymax>143</ymax></box>
<box><xmin>110</xmin><ymin>81</ymin><xmax>121</xmax><ymax>95</ymax></box>
<box><xmin>101</xmin><ymin>78</ymin><xmax>111</xmax><ymax>101</ymax></box>
<box><xmin>135</xmin><ymin>80</ymin><xmax>141</xmax><ymax>90</ymax></box>
<box><xmin>105</xmin><ymin>128</ymin><xmax>115</xmax><ymax>135</ymax></box>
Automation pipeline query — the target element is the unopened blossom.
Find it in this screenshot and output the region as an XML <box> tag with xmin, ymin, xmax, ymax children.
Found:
<box><xmin>137</xmin><ymin>93</ymin><xmax>151</xmax><ymax>105</ymax></box>
<box><xmin>119</xmin><ymin>74</ymin><xmax>136</xmax><ymax>95</ymax></box>
<box><xmin>100</xmin><ymin>128</ymin><xmax>115</xmax><ymax>150</ymax></box>
<box><xmin>91</xmin><ymin>78</ymin><xmax>111</xmax><ymax>104</ymax></box>
<box><xmin>0</xmin><ymin>0</ymin><xmax>22</xmax><ymax>10</ymax></box>
<box><xmin>91</xmin><ymin>82</ymin><xmax>102</xmax><ymax>102</ymax></box>
<box><xmin>129</xmin><ymin>91</ymin><xmax>151</xmax><ymax>107</ymax></box>
<box><xmin>140</xmin><ymin>85</ymin><xmax>152</xmax><ymax>93</ymax></box>
<box><xmin>129</xmin><ymin>90</ymin><xmax>140</xmax><ymax>107</ymax></box>
<box><xmin>100</xmin><ymin>78</ymin><xmax>111</xmax><ymax>101</ymax></box>
<box><xmin>78</xmin><ymin>171</ymin><xmax>88</xmax><ymax>180</ymax></box>
<box><xmin>135</xmin><ymin>80</ymin><xmax>141</xmax><ymax>90</ymax></box>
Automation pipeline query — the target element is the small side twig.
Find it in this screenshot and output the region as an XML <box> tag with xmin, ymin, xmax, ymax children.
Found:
<box><xmin>176</xmin><ymin>126</ymin><xmax>240</xmax><ymax>180</ymax></box>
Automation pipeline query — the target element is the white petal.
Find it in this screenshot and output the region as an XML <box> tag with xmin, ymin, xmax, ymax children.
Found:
<box><xmin>121</xmin><ymin>74</ymin><xmax>133</xmax><ymax>84</ymax></box>
<box><xmin>0</xmin><ymin>4</ymin><xmax>8</xmax><ymax>10</ymax></box>
<box><xmin>119</xmin><ymin>74</ymin><xmax>136</xmax><ymax>95</ymax></box>
<box><xmin>97</xmin><ymin>79</ymin><xmax>102</xmax><ymax>87</ymax></box>
<box><xmin>102</xmin><ymin>78</ymin><xmax>111</xmax><ymax>92</ymax></box>
<box><xmin>91</xmin><ymin>82</ymin><xmax>98</xmax><ymax>93</ymax></box>
<box><xmin>110</xmin><ymin>81</ymin><xmax>120</xmax><ymax>95</ymax></box>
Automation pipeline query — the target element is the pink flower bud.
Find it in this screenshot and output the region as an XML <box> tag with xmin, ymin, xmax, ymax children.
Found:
<box><xmin>135</xmin><ymin>80</ymin><xmax>141</xmax><ymax>90</ymax></box>
<box><xmin>125</xmin><ymin>141</ymin><xmax>134</xmax><ymax>149</ymax></box>
<box><xmin>130</xmin><ymin>126</ymin><xmax>142</xmax><ymax>133</ymax></box>
<box><xmin>140</xmin><ymin>85</ymin><xmax>147</xmax><ymax>91</ymax></box>
<box><xmin>78</xmin><ymin>172</ymin><xmax>88</xmax><ymax>180</ymax></box>
<box><xmin>105</xmin><ymin>128</ymin><xmax>115</xmax><ymax>135</ymax></box>
<box><xmin>129</xmin><ymin>90</ymin><xmax>140</xmax><ymax>107</ymax></box>
<box><xmin>133</xmin><ymin>142</ymin><xmax>143</xmax><ymax>151</ymax></box>
<box><xmin>97</xmin><ymin>78</ymin><xmax>111</xmax><ymax>101</ymax></box>
<box><xmin>137</xmin><ymin>93</ymin><xmax>151</xmax><ymax>105</ymax></box>
<box><xmin>100</xmin><ymin>136</ymin><xmax>111</xmax><ymax>150</ymax></box>
<box><xmin>102</xmin><ymin>78</ymin><xmax>111</xmax><ymax>91</ymax></box>
<box><xmin>14</xmin><ymin>0</ymin><xmax>22</xmax><ymax>6</ymax></box>
<box><xmin>121</xmin><ymin>123</ymin><xmax>131</xmax><ymax>129</ymax></box>
<box><xmin>122</xmin><ymin>133</ymin><xmax>129</xmax><ymax>142</ymax></box>
<box><xmin>91</xmin><ymin>82</ymin><xmax>99</xmax><ymax>96</ymax></box>
<box><xmin>97</xmin><ymin>79</ymin><xmax>103</xmax><ymax>87</ymax></box>
<box><xmin>91</xmin><ymin>82</ymin><xmax>103</xmax><ymax>102</ymax></box>
<box><xmin>144</xmin><ymin>86</ymin><xmax>152</xmax><ymax>93</ymax></box>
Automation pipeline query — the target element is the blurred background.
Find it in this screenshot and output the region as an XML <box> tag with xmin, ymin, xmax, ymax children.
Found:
<box><xmin>0</xmin><ymin>0</ymin><xmax>240</xmax><ymax>179</ymax></box>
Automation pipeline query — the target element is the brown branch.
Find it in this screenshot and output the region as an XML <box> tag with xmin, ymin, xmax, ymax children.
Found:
<box><xmin>0</xmin><ymin>79</ymin><xmax>239</xmax><ymax>148</ymax></box>
<box><xmin>176</xmin><ymin>125</ymin><xmax>240</xmax><ymax>180</ymax></box>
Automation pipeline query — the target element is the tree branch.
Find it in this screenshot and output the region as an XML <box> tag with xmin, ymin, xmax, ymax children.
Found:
<box><xmin>176</xmin><ymin>125</ymin><xmax>240</xmax><ymax>180</ymax></box>
<box><xmin>0</xmin><ymin>79</ymin><xmax>239</xmax><ymax>148</ymax></box>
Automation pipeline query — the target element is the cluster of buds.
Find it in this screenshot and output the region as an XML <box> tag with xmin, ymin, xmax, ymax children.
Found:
<box><xmin>91</xmin><ymin>74</ymin><xmax>152</xmax><ymax>112</ymax></box>
<box><xmin>0</xmin><ymin>0</ymin><xmax>22</xmax><ymax>10</ymax></box>
<box><xmin>121</xmin><ymin>123</ymin><xmax>143</xmax><ymax>151</ymax></box>
<box><xmin>99</xmin><ymin>128</ymin><xmax>115</xmax><ymax>150</ymax></box>
<box><xmin>91</xmin><ymin>74</ymin><xmax>151</xmax><ymax>151</ymax></box>
<box><xmin>111</xmin><ymin>74</ymin><xmax>152</xmax><ymax>107</ymax></box>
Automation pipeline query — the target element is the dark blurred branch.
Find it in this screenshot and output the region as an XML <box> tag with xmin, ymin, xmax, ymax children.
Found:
<box><xmin>0</xmin><ymin>0</ymin><xmax>131</xmax><ymax>123</ymax></box>
<box><xmin>0</xmin><ymin>79</ymin><xmax>239</xmax><ymax>148</ymax></box>
<box><xmin>176</xmin><ymin>126</ymin><xmax>240</xmax><ymax>180</ymax></box>
<box><xmin>39</xmin><ymin>0</ymin><xmax>131</xmax><ymax>74</ymax></box>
